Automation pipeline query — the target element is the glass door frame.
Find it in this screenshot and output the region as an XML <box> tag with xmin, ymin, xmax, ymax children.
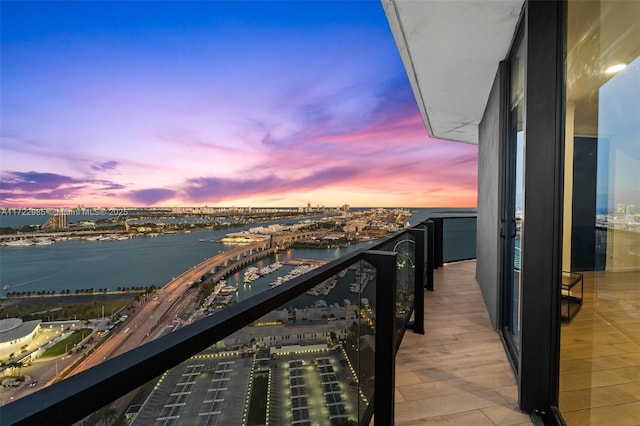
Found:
<box><xmin>497</xmin><ymin>0</ymin><xmax>565</xmax><ymax>419</ymax></box>
<box><xmin>501</xmin><ymin>24</ymin><xmax>526</xmax><ymax>370</ymax></box>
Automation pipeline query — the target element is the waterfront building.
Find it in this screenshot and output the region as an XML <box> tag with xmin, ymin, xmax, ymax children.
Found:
<box><xmin>384</xmin><ymin>0</ymin><xmax>639</xmax><ymax>423</ymax></box>
<box><xmin>0</xmin><ymin>318</ymin><xmax>41</xmax><ymax>359</ymax></box>
<box><xmin>42</xmin><ymin>214</ymin><xmax>67</xmax><ymax>230</ymax></box>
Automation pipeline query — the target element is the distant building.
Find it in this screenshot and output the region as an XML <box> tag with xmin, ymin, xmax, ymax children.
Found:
<box><xmin>42</xmin><ymin>214</ymin><xmax>67</xmax><ymax>230</ymax></box>
<box><xmin>0</xmin><ymin>318</ymin><xmax>41</xmax><ymax>356</ymax></box>
<box><xmin>343</xmin><ymin>220</ymin><xmax>367</xmax><ymax>233</ymax></box>
<box><xmin>221</xmin><ymin>305</ymin><xmax>358</xmax><ymax>349</ymax></box>
<box><xmin>383</xmin><ymin>0</ymin><xmax>639</xmax><ymax>420</ymax></box>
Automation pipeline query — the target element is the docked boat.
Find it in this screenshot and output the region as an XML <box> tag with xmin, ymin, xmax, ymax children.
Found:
<box><xmin>218</xmin><ymin>283</ymin><xmax>237</xmax><ymax>296</ymax></box>
<box><xmin>258</xmin><ymin>262</ymin><xmax>283</xmax><ymax>276</ymax></box>
<box><xmin>270</xmin><ymin>264</ymin><xmax>319</xmax><ymax>288</ymax></box>
<box><xmin>243</xmin><ymin>267</ymin><xmax>260</xmax><ymax>283</ymax></box>
<box><xmin>3</xmin><ymin>239</ymin><xmax>34</xmax><ymax>247</ymax></box>
<box><xmin>34</xmin><ymin>238</ymin><xmax>54</xmax><ymax>245</ymax></box>
<box><xmin>306</xmin><ymin>277</ymin><xmax>338</xmax><ymax>296</ymax></box>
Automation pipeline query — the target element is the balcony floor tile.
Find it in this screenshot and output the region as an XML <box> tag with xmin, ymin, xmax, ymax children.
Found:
<box><xmin>395</xmin><ymin>261</ymin><xmax>532</xmax><ymax>425</ymax></box>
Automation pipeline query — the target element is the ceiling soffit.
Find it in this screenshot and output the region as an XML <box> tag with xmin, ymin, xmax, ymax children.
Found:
<box><xmin>383</xmin><ymin>0</ymin><xmax>524</xmax><ymax>144</ymax></box>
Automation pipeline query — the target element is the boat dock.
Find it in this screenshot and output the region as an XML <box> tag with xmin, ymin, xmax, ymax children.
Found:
<box><xmin>282</xmin><ymin>258</ymin><xmax>328</xmax><ymax>266</ymax></box>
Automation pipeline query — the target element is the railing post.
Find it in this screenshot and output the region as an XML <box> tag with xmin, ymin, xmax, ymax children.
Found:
<box><xmin>425</xmin><ymin>220</ymin><xmax>435</xmax><ymax>291</ymax></box>
<box><xmin>408</xmin><ymin>228</ymin><xmax>425</xmax><ymax>334</ymax></box>
<box><xmin>433</xmin><ymin>218</ymin><xmax>444</xmax><ymax>268</ymax></box>
<box><xmin>363</xmin><ymin>250</ymin><xmax>397</xmax><ymax>426</ymax></box>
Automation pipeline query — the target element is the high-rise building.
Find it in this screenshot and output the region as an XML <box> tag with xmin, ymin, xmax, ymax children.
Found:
<box><xmin>384</xmin><ymin>0</ymin><xmax>639</xmax><ymax>423</ymax></box>
<box><xmin>5</xmin><ymin>2</ymin><xmax>638</xmax><ymax>425</ymax></box>
<box><xmin>42</xmin><ymin>214</ymin><xmax>67</xmax><ymax>230</ymax></box>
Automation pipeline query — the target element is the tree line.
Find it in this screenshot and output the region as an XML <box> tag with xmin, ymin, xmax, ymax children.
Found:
<box><xmin>4</xmin><ymin>285</ymin><xmax>157</xmax><ymax>299</ymax></box>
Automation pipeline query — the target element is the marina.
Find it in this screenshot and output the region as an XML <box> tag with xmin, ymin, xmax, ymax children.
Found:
<box><xmin>268</xmin><ymin>264</ymin><xmax>319</xmax><ymax>288</ymax></box>
<box><xmin>0</xmin><ymin>209</ymin><xmax>448</xmax><ymax>298</ymax></box>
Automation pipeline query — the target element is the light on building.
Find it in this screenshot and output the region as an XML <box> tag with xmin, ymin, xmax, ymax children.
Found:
<box><xmin>605</xmin><ymin>63</ymin><xmax>627</xmax><ymax>74</ymax></box>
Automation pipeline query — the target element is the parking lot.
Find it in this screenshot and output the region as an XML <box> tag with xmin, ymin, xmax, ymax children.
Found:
<box><xmin>129</xmin><ymin>348</ymin><xmax>363</xmax><ymax>425</ymax></box>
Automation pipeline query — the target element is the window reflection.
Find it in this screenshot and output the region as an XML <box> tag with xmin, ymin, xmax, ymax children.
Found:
<box><xmin>560</xmin><ymin>1</ymin><xmax>640</xmax><ymax>424</ymax></box>
<box><xmin>504</xmin><ymin>33</ymin><xmax>526</xmax><ymax>361</ymax></box>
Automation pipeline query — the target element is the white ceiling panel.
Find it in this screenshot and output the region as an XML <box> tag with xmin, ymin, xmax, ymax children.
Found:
<box><xmin>383</xmin><ymin>0</ymin><xmax>524</xmax><ymax>144</ymax></box>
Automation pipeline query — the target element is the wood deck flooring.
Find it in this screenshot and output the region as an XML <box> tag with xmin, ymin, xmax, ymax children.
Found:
<box><xmin>394</xmin><ymin>260</ymin><xmax>532</xmax><ymax>425</ymax></box>
<box><xmin>559</xmin><ymin>269</ymin><xmax>640</xmax><ymax>425</ymax></box>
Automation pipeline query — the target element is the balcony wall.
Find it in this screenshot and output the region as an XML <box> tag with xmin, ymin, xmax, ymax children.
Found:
<box><xmin>477</xmin><ymin>62</ymin><xmax>504</xmax><ymax>329</ymax></box>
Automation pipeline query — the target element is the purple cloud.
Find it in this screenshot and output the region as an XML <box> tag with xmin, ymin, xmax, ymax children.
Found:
<box><xmin>91</xmin><ymin>161</ymin><xmax>120</xmax><ymax>172</ymax></box>
<box><xmin>0</xmin><ymin>171</ymin><xmax>128</xmax><ymax>193</ymax></box>
<box><xmin>0</xmin><ymin>170</ymin><xmax>130</xmax><ymax>206</ymax></box>
<box><xmin>183</xmin><ymin>166</ymin><xmax>361</xmax><ymax>203</ymax></box>
<box><xmin>32</xmin><ymin>187</ymin><xmax>87</xmax><ymax>200</ymax></box>
<box><xmin>1</xmin><ymin>171</ymin><xmax>79</xmax><ymax>192</ymax></box>
<box><xmin>127</xmin><ymin>188</ymin><xmax>176</xmax><ymax>204</ymax></box>
<box><xmin>98</xmin><ymin>182</ymin><xmax>126</xmax><ymax>190</ymax></box>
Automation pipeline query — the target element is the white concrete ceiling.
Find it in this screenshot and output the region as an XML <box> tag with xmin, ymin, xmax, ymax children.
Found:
<box><xmin>383</xmin><ymin>0</ymin><xmax>524</xmax><ymax>144</ymax></box>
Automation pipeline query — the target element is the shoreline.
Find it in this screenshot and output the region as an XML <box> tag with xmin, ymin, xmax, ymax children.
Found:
<box><xmin>0</xmin><ymin>292</ymin><xmax>144</xmax><ymax>307</ymax></box>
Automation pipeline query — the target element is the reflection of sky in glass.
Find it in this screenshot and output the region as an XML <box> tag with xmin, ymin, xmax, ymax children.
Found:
<box><xmin>598</xmin><ymin>56</ymin><xmax>640</xmax><ymax>213</ymax></box>
<box><xmin>515</xmin><ymin>131</ymin><xmax>524</xmax><ymax>215</ymax></box>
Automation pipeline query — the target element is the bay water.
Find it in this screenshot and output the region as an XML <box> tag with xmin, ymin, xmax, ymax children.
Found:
<box><xmin>0</xmin><ymin>208</ymin><xmax>474</xmax><ymax>297</ymax></box>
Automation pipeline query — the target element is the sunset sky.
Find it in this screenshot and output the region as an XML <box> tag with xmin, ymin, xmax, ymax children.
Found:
<box><xmin>1</xmin><ymin>1</ymin><xmax>477</xmax><ymax>208</ymax></box>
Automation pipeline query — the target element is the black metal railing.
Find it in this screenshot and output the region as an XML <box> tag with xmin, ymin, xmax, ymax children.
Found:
<box><xmin>2</xmin><ymin>214</ymin><xmax>476</xmax><ymax>425</ymax></box>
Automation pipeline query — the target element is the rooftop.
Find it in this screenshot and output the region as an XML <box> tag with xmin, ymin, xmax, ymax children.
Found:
<box><xmin>0</xmin><ymin>318</ymin><xmax>41</xmax><ymax>345</ymax></box>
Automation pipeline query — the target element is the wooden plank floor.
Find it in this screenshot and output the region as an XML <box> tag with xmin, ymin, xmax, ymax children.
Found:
<box><xmin>559</xmin><ymin>270</ymin><xmax>640</xmax><ymax>425</ymax></box>
<box><xmin>394</xmin><ymin>261</ymin><xmax>532</xmax><ymax>425</ymax></box>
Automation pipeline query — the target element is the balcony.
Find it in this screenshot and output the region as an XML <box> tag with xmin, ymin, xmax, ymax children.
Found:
<box><xmin>395</xmin><ymin>261</ymin><xmax>531</xmax><ymax>425</ymax></box>
<box><xmin>2</xmin><ymin>215</ymin><xmax>530</xmax><ymax>425</ymax></box>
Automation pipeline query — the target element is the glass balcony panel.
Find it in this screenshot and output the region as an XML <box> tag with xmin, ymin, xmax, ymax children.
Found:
<box><xmin>70</xmin><ymin>262</ymin><xmax>373</xmax><ymax>425</ymax></box>
<box><xmin>353</xmin><ymin>259</ymin><xmax>376</xmax><ymax>422</ymax></box>
<box><xmin>442</xmin><ymin>217</ymin><xmax>477</xmax><ymax>262</ymax></box>
<box><xmin>7</xmin><ymin>219</ymin><xmax>448</xmax><ymax>424</ymax></box>
<box><xmin>376</xmin><ymin>234</ymin><xmax>416</xmax><ymax>333</ymax></box>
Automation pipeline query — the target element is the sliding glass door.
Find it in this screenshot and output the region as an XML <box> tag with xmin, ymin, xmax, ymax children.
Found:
<box><xmin>503</xmin><ymin>32</ymin><xmax>526</xmax><ymax>363</ymax></box>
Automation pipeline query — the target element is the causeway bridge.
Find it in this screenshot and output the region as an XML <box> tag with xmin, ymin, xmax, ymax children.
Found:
<box><xmin>180</xmin><ymin>231</ymin><xmax>322</xmax><ymax>286</ymax></box>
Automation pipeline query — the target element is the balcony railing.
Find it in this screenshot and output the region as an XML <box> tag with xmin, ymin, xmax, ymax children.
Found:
<box><xmin>2</xmin><ymin>214</ymin><xmax>476</xmax><ymax>426</ymax></box>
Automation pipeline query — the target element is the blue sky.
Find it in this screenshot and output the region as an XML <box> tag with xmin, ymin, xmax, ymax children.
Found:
<box><xmin>1</xmin><ymin>0</ymin><xmax>478</xmax><ymax>207</ymax></box>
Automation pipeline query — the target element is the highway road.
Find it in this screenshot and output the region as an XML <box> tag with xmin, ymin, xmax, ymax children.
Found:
<box><xmin>67</xmin><ymin>242</ymin><xmax>264</xmax><ymax>376</ymax></box>
<box><xmin>5</xmin><ymin>231</ymin><xmax>321</xmax><ymax>417</ymax></box>
<box><xmin>65</xmin><ymin>230</ymin><xmax>319</xmax><ymax>376</ymax></box>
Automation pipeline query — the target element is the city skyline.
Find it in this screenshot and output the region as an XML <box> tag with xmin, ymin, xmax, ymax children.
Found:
<box><xmin>1</xmin><ymin>1</ymin><xmax>478</xmax><ymax>208</ymax></box>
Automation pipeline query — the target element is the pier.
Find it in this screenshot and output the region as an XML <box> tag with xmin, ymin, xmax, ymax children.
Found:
<box><xmin>282</xmin><ymin>258</ymin><xmax>329</xmax><ymax>266</ymax></box>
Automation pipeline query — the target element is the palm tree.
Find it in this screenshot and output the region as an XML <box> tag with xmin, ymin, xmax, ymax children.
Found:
<box><xmin>3</xmin><ymin>360</ymin><xmax>24</xmax><ymax>377</ymax></box>
<box><xmin>100</xmin><ymin>407</ymin><xmax>118</xmax><ymax>425</ymax></box>
<box><xmin>12</xmin><ymin>360</ymin><xmax>24</xmax><ymax>376</ymax></box>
